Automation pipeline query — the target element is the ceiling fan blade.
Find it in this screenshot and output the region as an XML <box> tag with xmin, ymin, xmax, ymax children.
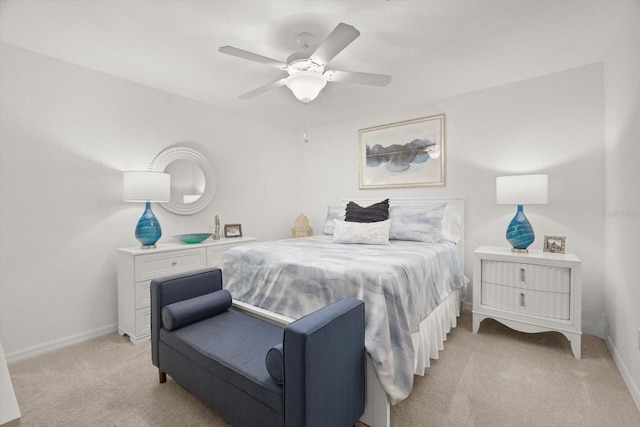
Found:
<box><xmin>238</xmin><ymin>78</ymin><xmax>288</xmax><ymax>99</ymax></box>
<box><xmin>219</xmin><ymin>46</ymin><xmax>288</xmax><ymax>70</ymax></box>
<box><xmin>324</xmin><ymin>70</ymin><xmax>392</xmax><ymax>87</ymax></box>
<box><xmin>309</xmin><ymin>23</ymin><xmax>360</xmax><ymax>66</ymax></box>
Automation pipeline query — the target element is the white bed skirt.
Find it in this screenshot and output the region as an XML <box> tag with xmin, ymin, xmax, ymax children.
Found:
<box><xmin>360</xmin><ymin>288</ymin><xmax>462</xmax><ymax>427</ymax></box>
<box><xmin>412</xmin><ymin>287</ymin><xmax>461</xmax><ymax>375</ymax></box>
<box><xmin>234</xmin><ymin>288</ymin><xmax>463</xmax><ymax>427</ymax></box>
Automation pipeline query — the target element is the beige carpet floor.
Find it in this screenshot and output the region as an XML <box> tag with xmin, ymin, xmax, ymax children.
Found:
<box><xmin>7</xmin><ymin>310</ymin><xmax>640</xmax><ymax>427</ymax></box>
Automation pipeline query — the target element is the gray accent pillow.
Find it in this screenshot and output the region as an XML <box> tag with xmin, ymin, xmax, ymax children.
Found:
<box><xmin>441</xmin><ymin>202</ymin><xmax>462</xmax><ymax>243</ymax></box>
<box><xmin>389</xmin><ymin>203</ymin><xmax>445</xmax><ymax>242</ymax></box>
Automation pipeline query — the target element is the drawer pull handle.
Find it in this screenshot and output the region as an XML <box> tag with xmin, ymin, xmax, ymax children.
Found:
<box><xmin>520</xmin><ymin>268</ymin><xmax>526</xmax><ymax>283</ymax></box>
<box><xmin>520</xmin><ymin>293</ymin><xmax>526</xmax><ymax>307</ymax></box>
<box><xmin>172</xmin><ymin>261</ymin><xmax>177</xmax><ymax>266</ymax></box>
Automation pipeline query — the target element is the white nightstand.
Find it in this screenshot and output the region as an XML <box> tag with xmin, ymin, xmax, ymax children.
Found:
<box><xmin>116</xmin><ymin>237</ymin><xmax>257</xmax><ymax>343</ymax></box>
<box><xmin>472</xmin><ymin>245</ymin><xmax>582</xmax><ymax>359</ymax></box>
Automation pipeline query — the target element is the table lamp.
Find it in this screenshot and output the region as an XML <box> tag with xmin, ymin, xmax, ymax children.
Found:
<box><xmin>496</xmin><ymin>174</ymin><xmax>548</xmax><ymax>252</ymax></box>
<box><xmin>123</xmin><ymin>171</ymin><xmax>171</xmax><ymax>248</ymax></box>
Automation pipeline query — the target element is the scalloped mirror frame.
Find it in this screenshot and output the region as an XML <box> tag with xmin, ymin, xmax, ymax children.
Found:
<box><xmin>149</xmin><ymin>146</ymin><xmax>216</xmax><ymax>215</ymax></box>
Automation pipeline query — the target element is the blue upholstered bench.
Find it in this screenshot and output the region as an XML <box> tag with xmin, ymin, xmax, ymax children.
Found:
<box><xmin>151</xmin><ymin>268</ymin><xmax>365</xmax><ymax>427</ymax></box>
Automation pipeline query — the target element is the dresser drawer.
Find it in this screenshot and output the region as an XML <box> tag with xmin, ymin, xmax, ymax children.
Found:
<box><xmin>206</xmin><ymin>242</ymin><xmax>246</xmax><ymax>268</ymax></box>
<box><xmin>481</xmin><ymin>260</ymin><xmax>570</xmax><ymax>293</ymax></box>
<box><xmin>135</xmin><ymin>307</ymin><xmax>151</xmax><ymax>337</ymax></box>
<box><xmin>206</xmin><ymin>246</ymin><xmax>226</xmax><ymax>268</ymax></box>
<box><xmin>481</xmin><ymin>282</ymin><xmax>570</xmax><ymax>319</ymax></box>
<box><xmin>134</xmin><ymin>281</ymin><xmax>151</xmax><ymax>309</ymax></box>
<box><xmin>134</xmin><ymin>248</ymin><xmax>206</xmax><ymax>282</ymax></box>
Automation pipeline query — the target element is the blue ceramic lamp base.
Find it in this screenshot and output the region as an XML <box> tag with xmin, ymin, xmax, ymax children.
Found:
<box><xmin>135</xmin><ymin>202</ymin><xmax>162</xmax><ymax>249</ymax></box>
<box><xmin>506</xmin><ymin>204</ymin><xmax>535</xmax><ymax>253</ymax></box>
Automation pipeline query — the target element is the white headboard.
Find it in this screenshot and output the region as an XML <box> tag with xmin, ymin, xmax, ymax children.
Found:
<box><xmin>339</xmin><ymin>198</ymin><xmax>465</xmax><ymax>269</ymax></box>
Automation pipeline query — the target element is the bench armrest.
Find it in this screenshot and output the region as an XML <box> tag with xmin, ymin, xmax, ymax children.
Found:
<box><xmin>283</xmin><ymin>298</ymin><xmax>365</xmax><ymax>427</ymax></box>
<box><xmin>150</xmin><ymin>268</ymin><xmax>223</xmax><ymax>367</ymax></box>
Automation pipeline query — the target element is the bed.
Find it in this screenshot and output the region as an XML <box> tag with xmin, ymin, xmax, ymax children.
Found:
<box><xmin>222</xmin><ymin>198</ymin><xmax>465</xmax><ymax>427</ymax></box>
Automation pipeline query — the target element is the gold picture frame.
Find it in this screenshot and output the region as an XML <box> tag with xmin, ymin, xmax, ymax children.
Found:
<box><xmin>543</xmin><ymin>235</ymin><xmax>566</xmax><ymax>254</ymax></box>
<box><xmin>359</xmin><ymin>114</ymin><xmax>445</xmax><ymax>189</ymax></box>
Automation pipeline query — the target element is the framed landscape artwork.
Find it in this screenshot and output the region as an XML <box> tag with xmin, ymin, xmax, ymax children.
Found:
<box><xmin>359</xmin><ymin>114</ymin><xmax>445</xmax><ymax>189</ymax></box>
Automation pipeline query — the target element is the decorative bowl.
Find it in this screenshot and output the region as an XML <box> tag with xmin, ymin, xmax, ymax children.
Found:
<box><xmin>174</xmin><ymin>233</ymin><xmax>212</xmax><ymax>244</ymax></box>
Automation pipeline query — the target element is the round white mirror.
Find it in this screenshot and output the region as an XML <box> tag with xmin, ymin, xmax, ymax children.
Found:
<box><xmin>149</xmin><ymin>146</ymin><xmax>216</xmax><ymax>215</ymax></box>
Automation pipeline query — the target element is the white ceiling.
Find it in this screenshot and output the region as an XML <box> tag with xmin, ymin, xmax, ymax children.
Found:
<box><xmin>0</xmin><ymin>0</ymin><xmax>628</xmax><ymax>130</ymax></box>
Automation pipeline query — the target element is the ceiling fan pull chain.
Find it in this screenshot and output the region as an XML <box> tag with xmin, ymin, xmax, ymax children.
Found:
<box><xmin>303</xmin><ymin>104</ymin><xmax>309</xmax><ymax>143</ymax></box>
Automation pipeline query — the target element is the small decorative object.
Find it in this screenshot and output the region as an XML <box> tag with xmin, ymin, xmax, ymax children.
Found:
<box><xmin>212</xmin><ymin>215</ymin><xmax>221</xmax><ymax>240</ymax></box>
<box><xmin>224</xmin><ymin>224</ymin><xmax>242</xmax><ymax>238</ymax></box>
<box><xmin>292</xmin><ymin>213</ymin><xmax>313</xmax><ymax>238</ymax></box>
<box><xmin>122</xmin><ymin>171</ymin><xmax>171</xmax><ymax>249</ymax></box>
<box><xmin>175</xmin><ymin>233</ymin><xmax>213</xmax><ymax>244</ymax></box>
<box><xmin>359</xmin><ymin>114</ymin><xmax>445</xmax><ymax>188</ymax></box>
<box><xmin>544</xmin><ymin>236</ymin><xmax>566</xmax><ymax>254</ymax></box>
<box><xmin>496</xmin><ymin>174</ymin><xmax>548</xmax><ymax>253</ymax></box>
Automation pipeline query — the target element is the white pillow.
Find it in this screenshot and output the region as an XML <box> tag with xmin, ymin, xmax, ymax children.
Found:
<box><xmin>332</xmin><ymin>219</ymin><xmax>391</xmax><ymax>245</ymax></box>
<box><xmin>322</xmin><ymin>205</ymin><xmax>346</xmax><ymax>235</ymax></box>
<box><xmin>389</xmin><ymin>203</ymin><xmax>445</xmax><ymax>242</ymax></box>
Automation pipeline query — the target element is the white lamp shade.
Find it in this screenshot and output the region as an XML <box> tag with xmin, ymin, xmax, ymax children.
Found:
<box><xmin>123</xmin><ymin>171</ymin><xmax>171</xmax><ymax>202</ymax></box>
<box><xmin>285</xmin><ymin>72</ymin><xmax>327</xmax><ymax>103</ymax></box>
<box><xmin>496</xmin><ymin>174</ymin><xmax>548</xmax><ymax>205</ymax></box>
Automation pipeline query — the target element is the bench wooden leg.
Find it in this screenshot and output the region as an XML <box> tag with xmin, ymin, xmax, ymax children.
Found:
<box><xmin>159</xmin><ymin>370</ymin><xmax>166</xmax><ymax>383</ymax></box>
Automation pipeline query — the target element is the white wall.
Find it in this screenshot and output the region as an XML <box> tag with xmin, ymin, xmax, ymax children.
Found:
<box><xmin>604</xmin><ymin>2</ymin><xmax>640</xmax><ymax>409</ymax></box>
<box><xmin>0</xmin><ymin>43</ymin><xmax>300</xmax><ymax>359</ymax></box>
<box><xmin>0</xmin><ymin>40</ymin><xmax>619</xmax><ymax>367</ymax></box>
<box><xmin>299</xmin><ymin>64</ymin><xmax>606</xmax><ymax>337</ymax></box>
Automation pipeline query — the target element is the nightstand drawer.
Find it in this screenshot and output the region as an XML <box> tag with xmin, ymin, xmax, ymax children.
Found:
<box><xmin>134</xmin><ymin>248</ymin><xmax>206</xmax><ymax>282</ymax></box>
<box><xmin>481</xmin><ymin>282</ymin><xmax>570</xmax><ymax>319</ymax></box>
<box><xmin>481</xmin><ymin>260</ymin><xmax>570</xmax><ymax>293</ymax></box>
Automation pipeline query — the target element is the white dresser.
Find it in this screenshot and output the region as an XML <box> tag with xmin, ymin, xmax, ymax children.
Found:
<box><xmin>472</xmin><ymin>245</ymin><xmax>582</xmax><ymax>358</ymax></box>
<box><xmin>117</xmin><ymin>237</ymin><xmax>256</xmax><ymax>343</ymax></box>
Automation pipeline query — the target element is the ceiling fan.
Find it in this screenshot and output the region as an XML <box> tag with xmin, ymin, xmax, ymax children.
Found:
<box><xmin>219</xmin><ymin>23</ymin><xmax>392</xmax><ymax>104</ymax></box>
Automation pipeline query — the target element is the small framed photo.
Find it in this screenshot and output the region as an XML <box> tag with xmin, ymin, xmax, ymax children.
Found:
<box><xmin>224</xmin><ymin>224</ymin><xmax>242</xmax><ymax>238</ymax></box>
<box><xmin>543</xmin><ymin>236</ymin><xmax>566</xmax><ymax>254</ymax></box>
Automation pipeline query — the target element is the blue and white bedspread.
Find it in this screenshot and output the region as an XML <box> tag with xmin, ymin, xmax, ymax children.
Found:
<box><xmin>221</xmin><ymin>235</ymin><xmax>464</xmax><ymax>404</ymax></box>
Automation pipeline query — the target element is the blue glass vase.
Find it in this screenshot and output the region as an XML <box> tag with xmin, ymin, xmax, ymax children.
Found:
<box><xmin>135</xmin><ymin>202</ymin><xmax>162</xmax><ymax>248</ymax></box>
<box><xmin>505</xmin><ymin>204</ymin><xmax>535</xmax><ymax>251</ymax></box>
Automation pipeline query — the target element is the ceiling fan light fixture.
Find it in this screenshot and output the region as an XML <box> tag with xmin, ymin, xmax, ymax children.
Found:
<box><xmin>285</xmin><ymin>72</ymin><xmax>327</xmax><ymax>103</ymax></box>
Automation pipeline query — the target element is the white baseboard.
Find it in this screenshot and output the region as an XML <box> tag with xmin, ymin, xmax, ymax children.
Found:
<box><xmin>5</xmin><ymin>324</ymin><xmax>118</xmax><ymax>364</ymax></box>
<box><xmin>606</xmin><ymin>335</ymin><xmax>640</xmax><ymax>412</ymax></box>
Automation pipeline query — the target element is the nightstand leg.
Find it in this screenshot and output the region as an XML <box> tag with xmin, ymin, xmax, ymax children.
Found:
<box><xmin>570</xmin><ymin>334</ymin><xmax>582</xmax><ymax>359</ymax></box>
<box><xmin>472</xmin><ymin>313</ymin><xmax>481</xmax><ymax>334</ymax></box>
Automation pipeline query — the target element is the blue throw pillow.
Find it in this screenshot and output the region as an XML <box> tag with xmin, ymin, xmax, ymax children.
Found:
<box><xmin>162</xmin><ymin>289</ymin><xmax>232</xmax><ymax>331</ymax></box>
<box><xmin>265</xmin><ymin>343</ymin><xmax>284</xmax><ymax>384</ymax></box>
